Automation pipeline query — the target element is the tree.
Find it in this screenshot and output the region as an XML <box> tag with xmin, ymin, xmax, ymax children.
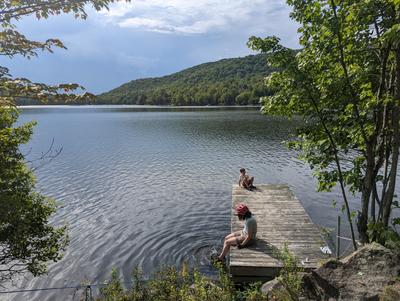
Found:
<box><xmin>235</xmin><ymin>91</ymin><xmax>251</xmax><ymax>105</ymax></box>
<box><xmin>97</xmin><ymin>54</ymin><xmax>272</xmax><ymax>106</ymax></box>
<box><xmin>0</xmin><ymin>0</ymin><xmax>128</xmax><ymax>281</ymax></box>
<box><xmin>0</xmin><ymin>107</ymin><xmax>68</xmax><ymax>281</ymax></box>
<box><xmin>248</xmin><ymin>0</ymin><xmax>400</xmax><ymax>246</ymax></box>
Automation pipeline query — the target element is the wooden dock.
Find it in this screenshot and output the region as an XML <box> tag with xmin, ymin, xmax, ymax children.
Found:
<box><xmin>230</xmin><ymin>184</ymin><xmax>329</xmax><ymax>282</ymax></box>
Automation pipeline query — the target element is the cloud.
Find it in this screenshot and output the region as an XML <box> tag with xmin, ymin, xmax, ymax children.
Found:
<box><xmin>3</xmin><ymin>0</ymin><xmax>300</xmax><ymax>93</ymax></box>
<box><xmin>119</xmin><ymin>17</ymin><xmax>174</xmax><ymax>33</ymax></box>
<box><xmin>118</xmin><ymin>17</ymin><xmax>226</xmax><ymax>34</ymax></box>
<box><xmin>99</xmin><ymin>0</ymin><xmax>288</xmax><ymax>35</ymax></box>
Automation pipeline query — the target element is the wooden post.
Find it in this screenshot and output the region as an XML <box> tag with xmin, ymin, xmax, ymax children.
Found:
<box><xmin>336</xmin><ymin>215</ymin><xmax>341</xmax><ymax>259</ymax></box>
<box><xmin>85</xmin><ymin>285</ymin><xmax>92</xmax><ymax>301</ymax></box>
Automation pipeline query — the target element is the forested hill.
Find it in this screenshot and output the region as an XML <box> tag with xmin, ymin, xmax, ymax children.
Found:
<box><xmin>97</xmin><ymin>54</ymin><xmax>273</xmax><ymax>106</ymax></box>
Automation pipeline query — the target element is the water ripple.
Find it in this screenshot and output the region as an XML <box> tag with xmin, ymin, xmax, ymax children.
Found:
<box><xmin>9</xmin><ymin>107</ymin><xmax>397</xmax><ymax>301</ymax></box>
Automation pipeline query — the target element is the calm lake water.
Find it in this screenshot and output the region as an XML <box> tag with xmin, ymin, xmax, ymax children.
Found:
<box><xmin>12</xmin><ymin>106</ymin><xmax>358</xmax><ymax>300</ymax></box>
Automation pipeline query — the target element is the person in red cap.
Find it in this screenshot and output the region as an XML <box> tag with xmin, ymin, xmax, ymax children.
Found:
<box><xmin>215</xmin><ymin>203</ymin><xmax>257</xmax><ymax>262</ymax></box>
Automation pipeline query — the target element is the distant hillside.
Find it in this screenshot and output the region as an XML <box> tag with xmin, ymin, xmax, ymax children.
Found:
<box><xmin>98</xmin><ymin>54</ymin><xmax>273</xmax><ymax>106</ymax></box>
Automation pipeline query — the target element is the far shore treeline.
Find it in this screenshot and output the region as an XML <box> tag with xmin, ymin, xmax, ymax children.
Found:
<box><xmin>16</xmin><ymin>54</ymin><xmax>274</xmax><ymax>106</ymax></box>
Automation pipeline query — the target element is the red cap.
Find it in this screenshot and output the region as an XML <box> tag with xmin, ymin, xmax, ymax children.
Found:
<box><xmin>235</xmin><ymin>203</ymin><xmax>249</xmax><ymax>215</ymax></box>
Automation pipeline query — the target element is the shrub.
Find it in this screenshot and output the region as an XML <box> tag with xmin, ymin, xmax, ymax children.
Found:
<box><xmin>367</xmin><ymin>222</ymin><xmax>400</xmax><ymax>251</ymax></box>
<box><xmin>271</xmin><ymin>244</ymin><xmax>304</xmax><ymax>301</ymax></box>
<box><xmin>97</xmin><ymin>263</ymin><xmax>235</xmax><ymax>301</ymax></box>
<box><xmin>237</xmin><ymin>282</ymin><xmax>268</xmax><ymax>301</ymax></box>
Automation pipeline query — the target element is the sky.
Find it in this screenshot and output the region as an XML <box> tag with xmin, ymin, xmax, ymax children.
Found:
<box><xmin>1</xmin><ymin>0</ymin><xmax>299</xmax><ymax>94</ymax></box>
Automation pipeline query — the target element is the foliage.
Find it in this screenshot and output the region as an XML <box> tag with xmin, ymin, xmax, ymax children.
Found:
<box><xmin>0</xmin><ymin>0</ymin><xmax>129</xmax><ymax>281</ymax></box>
<box><xmin>271</xmin><ymin>244</ymin><xmax>304</xmax><ymax>301</ymax></box>
<box><xmin>367</xmin><ymin>222</ymin><xmax>400</xmax><ymax>250</ymax></box>
<box><xmin>0</xmin><ymin>1</ymin><xmax>129</xmax><ymax>106</ymax></box>
<box><xmin>96</xmin><ymin>54</ymin><xmax>273</xmax><ymax>106</ymax></box>
<box><xmin>0</xmin><ymin>106</ymin><xmax>68</xmax><ymax>281</ymax></box>
<box><xmin>249</xmin><ymin>0</ymin><xmax>400</xmax><ymax>246</ymax></box>
<box><xmin>98</xmin><ymin>264</ymin><xmax>235</xmax><ymax>301</ymax></box>
<box><xmin>97</xmin><ymin>248</ymin><xmax>306</xmax><ymax>301</ymax></box>
<box><xmin>237</xmin><ymin>282</ymin><xmax>268</xmax><ymax>301</ymax></box>
<box><xmin>99</xmin><ymin>268</ymin><xmax>127</xmax><ymax>301</ymax></box>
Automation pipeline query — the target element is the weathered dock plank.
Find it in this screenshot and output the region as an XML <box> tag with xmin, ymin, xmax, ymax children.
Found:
<box><xmin>229</xmin><ymin>184</ymin><xmax>329</xmax><ymax>282</ymax></box>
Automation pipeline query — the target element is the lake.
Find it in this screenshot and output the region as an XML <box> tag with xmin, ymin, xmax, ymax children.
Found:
<box><xmin>13</xmin><ymin>106</ymin><xmax>356</xmax><ymax>300</ymax></box>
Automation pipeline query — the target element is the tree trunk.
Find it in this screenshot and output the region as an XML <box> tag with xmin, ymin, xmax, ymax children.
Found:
<box><xmin>358</xmin><ymin>143</ymin><xmax>374</xmax><ymax>243</ymax></box>
<box><xmin>371</xmin><ymin>185</ymin><xmax>376</xmax><ymax>223</ymax></box>
<box><xmin>382</xmin><ymin>50</ymin><xmax>400</xmax><ymax>226</ymax></box>
<box><xmin>382</xmin><ymin>105</ymin><xmax>399</xmax><ymax>226</ymax></box>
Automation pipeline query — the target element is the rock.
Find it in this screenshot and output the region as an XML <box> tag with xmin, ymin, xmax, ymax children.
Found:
<box><xmin>262</xmin><ymin>275</ymin><xmax>309</xmax><ymax>300</ymax></box>
<box><xmin>261</xmin><ymin>278</ymin><xmax>282</xmax><ymax>298</ymax></box>
<box><xmin>301</xmin><ymin>243</ymin><xmax>400</xmax><ymax>301</ymax></box>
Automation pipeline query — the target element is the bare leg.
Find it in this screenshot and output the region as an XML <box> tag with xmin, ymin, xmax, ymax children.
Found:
<box><xmin>242</xmin><ymin>176</ymin><xmax>255</xmax><ymax>190</ymax></box>
<box><xmin>218</xmin><ymin>236</ymin><xmax>244</xmax><ymax>260</ymax></box>
<box><xmin>249</xmin><ymin>177</ymin><xmax>254</xmax><ymax>186</ymax></box>
<box><xmin>224</xmin><ymin>231</ymin><xmax>241</xmax><ymax>241</ymax></box>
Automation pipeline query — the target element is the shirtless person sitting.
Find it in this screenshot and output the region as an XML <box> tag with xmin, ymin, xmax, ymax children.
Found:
<box><xmin>238</xmin><ymin>168</ymin><xmax>256</xmax><ymax>190</ymax></box>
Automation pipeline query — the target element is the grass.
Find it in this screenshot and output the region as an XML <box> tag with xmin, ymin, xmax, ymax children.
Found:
<box><xmin>94</xmin><ymin>244</ymin><xmax>303</xmax><ymax>301</ymax></box>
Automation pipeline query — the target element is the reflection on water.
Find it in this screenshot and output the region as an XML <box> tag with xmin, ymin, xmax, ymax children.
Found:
<box><xmin>13</xmin><ymin>106</ymin><xmax>360</xmax><ymax>300</ymax></box>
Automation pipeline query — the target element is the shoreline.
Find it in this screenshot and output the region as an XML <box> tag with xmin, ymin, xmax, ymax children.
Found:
<box><xmin>17</xmin><ymin>104</ymin><xmax>261</xmax><ymax>108</ymax></box>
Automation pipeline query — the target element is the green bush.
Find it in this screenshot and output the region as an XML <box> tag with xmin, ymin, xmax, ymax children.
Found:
<box><xmin>96</xmin><ymin>262</ymin><xmax>278</xmax><ymax>301</ymax></box>
<box><xmin>97</xmin><ymin>263</ymin><xmax>235</xmax><ymax>301</ymax></box>
<box><xmin>271</xmin><ymin>244</ymin><xmax>304</xmax><ymax>301</ymax></box>
<box><xmin>237</xmin><ymin>282</ymin><xmax>268</xmax><ymax>301</ymax></box>
<box><xmin>96</xmin><ymin>244</ymin><xmax>307</xmax><ymax>301</ymax></box>
<box><xmin>367</xmin><ymin>222</ymin><xmax>400</xmax><ymax>251</ymax></box>
<box><xmin>96</xmin><ymin>245</ymin><xmax>306</xmax><ymax>301</ymax></box>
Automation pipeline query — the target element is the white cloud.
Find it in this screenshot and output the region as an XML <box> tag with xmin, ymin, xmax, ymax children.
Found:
<box><xmin>99</xmin><ymin>0</ymin><xmax>292</xmax><ymax>35</ymax></box>
<box><xmin>119</xmin><ymin>17</ymin><xmax>172</xmax><ymax>32</ymax></box>
<box><xmin>118</xmin><ymin>16</ymin><xmax>226</xmax><ymax>34</ymax></box>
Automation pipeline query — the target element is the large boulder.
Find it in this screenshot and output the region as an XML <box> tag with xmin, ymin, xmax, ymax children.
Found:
<box><xmin>301</xmin><ymin>243</ymin><xmax>400</xmax><ymax>300</ymax></box>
